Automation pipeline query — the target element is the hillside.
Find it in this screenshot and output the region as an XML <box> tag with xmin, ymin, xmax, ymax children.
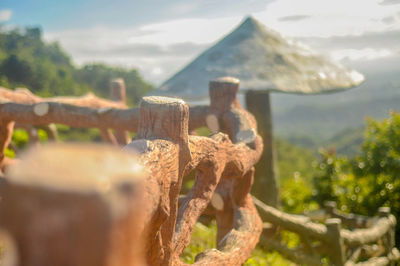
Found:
<box><xmin>0</xmin><ymin>27</ymin><xmax>153</xmax><ymax>105</ymax></box>
<box><xmin>272</xmin><ymin>63</ymin><xmax>400</xmax><ymax>146</ymax></box>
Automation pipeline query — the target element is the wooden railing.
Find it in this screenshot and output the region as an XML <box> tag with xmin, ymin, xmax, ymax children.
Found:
<box><xmin>0</xmin><ymin>77</ymin><xmax>264</xmax><ymax>265</ymax></box>
<box><xmin>254</xmin><ymin>198</ymin><xmax>399</xmax><ymax>265</ymax></box>
<box><xmin>0</xmin><ymin>76</ymin><xmax>398</xmax><ymax>266</ymax></box>
<box><xmin>0</xmin><ymin>78</ymin><xmax>129</xmax><ymax>149</ymax></box>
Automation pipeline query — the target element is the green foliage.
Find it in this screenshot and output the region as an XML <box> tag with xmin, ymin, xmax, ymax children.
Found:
<box><xmin>11</xmin><ymin>129</ymin><xmax>29</xmax><ymax>149</ymax></box>
<box><xmin>0</xmin><ymin>27</ymin><xmax>153</xmax><ymax>104</ymax></box>
<box><xmin>182</xmin><ymin>221</ymin><xmax>294</xmax><ymax>265</ymax></box>
<box><xmin>281</xmin><ymin>173</ymin><xmax>318</xmax><ymax>213</ymax></box>
<box><xmin>56</xmin><ymin>125</ymin><xmax>102</xmax><ymax>142</ymax></box>
<box><xmin>312</xmin><ymin>112</ymin><xmax>400</xmax><ymax>243</ymax></box>
<box><xmin>276</xmin><ymin>138</ymin><xmax>318</xmax><ymax>213</ymax></box>
<box><xmin>275</xmin><ymin>138</ymin><xmax>315</xmax><ymax>183</ymax></box>
<box><xmin>0</xmin><ymin>27</ymin><xmax>85</xmax><ymax>97</ymax></box>
<box><xmin>311</xmin><ymin>149</ymin><xmax>369</xmax><ymax>214</ymax></box>
<box><xmin>74</xmin><ymin>63</ymin><xmax>154</xmax><ymax>105</ymax></box>
<box><xmin>181</xmin><ymin>221</ymin><xmax>217</xmax><ymax>263</ymax></box>
<box><xmin>4</xmin><ymin>147</ymin><xmax>15</xmax><ymax>158</ymax></box>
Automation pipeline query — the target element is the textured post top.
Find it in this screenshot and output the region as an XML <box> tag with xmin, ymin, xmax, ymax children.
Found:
<box><xmin>110</xmin><ymin>78</ymin><xmax>126</xmax><ymax>103</ymax></box>
<box><xmin>7</xmin><ymin>143</ymin><xmax>145</xmax><ymax>194</ymax></box>
<box><xmin>324</xmin><ymin>201</ymin><xmax>337</xmax><ymax>214</ymax></box>
<box><xmin>378</xmin><ymin>207</ymin><xmax>391</xmax><ymax>217</ymax></box>
<box><xmin>209</xmin><ymin>76</ymin><xmax>241</xmax><ymax>111</ymax></box>
<box><xmin>137</xmin><ymin>96</ymin><xmax>189</xmax><ymax>143</ymax></box>
<box><xmin>141</xmin><ymin>96</ymin><xmax>185</xmax><ymax>106</ymax></box>
<box><xmin>210</xmin><ymin>76</ymin><xmax>240</xmax><ymax>86</ymax></box>
<box><xmin>326</xmin><ymin>218</ymin><xmax>342</xmax><ymax>227</ymax></box>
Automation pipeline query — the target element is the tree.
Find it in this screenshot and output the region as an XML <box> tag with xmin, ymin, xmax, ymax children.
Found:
<box><xmin>0</xmin><ymin>26</ymin><xmax>153</xmax><ymax>103</ymax></box>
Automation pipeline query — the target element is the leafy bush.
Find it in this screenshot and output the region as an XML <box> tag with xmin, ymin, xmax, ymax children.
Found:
<box><xmin>312</xmin><ymin>112</ymin><xmax>400</xmax><ymax>243</ymax></box>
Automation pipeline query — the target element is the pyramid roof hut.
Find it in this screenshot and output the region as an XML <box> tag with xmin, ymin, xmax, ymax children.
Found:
<box><xmin>153</xmin><ymin>16</ymin><xmax>365</xmax><ymax>208</ymax></box>
<box><xmin>156</xmin><ymin>16</ymin><xmax>364</xmax><ymax>99</ymax></box>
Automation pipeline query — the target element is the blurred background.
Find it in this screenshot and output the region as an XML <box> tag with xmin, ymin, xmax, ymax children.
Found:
<box><xmin>1</xmin><ymin>0</ymin><xmax>399</xmax><ymax>151</ymax></box>
<box><xmin>0</xmin><ymin>0</ymin><xmax>400</xmax><ymax>264</ymax></box>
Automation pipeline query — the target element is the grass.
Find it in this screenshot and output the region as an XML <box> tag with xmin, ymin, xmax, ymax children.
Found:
<box><xmin>181</xmin><ymin>221</ymin><xmax>295</xmax><ymax>265</ymax></box>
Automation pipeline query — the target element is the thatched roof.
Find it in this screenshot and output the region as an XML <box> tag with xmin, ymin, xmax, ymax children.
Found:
<box><xmin>154</xmin><ymin>16</ymin><xmax>364</xmax><ymax>100</ymax></box>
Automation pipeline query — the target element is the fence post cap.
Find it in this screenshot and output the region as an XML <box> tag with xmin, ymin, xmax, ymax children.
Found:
<box><xmin>7</xmin><ymin>143</ymin><xmax>145</xmax><ymax>194</ymax></box>
<box><xmin>209</xmin><ymin>77</ymin><xmax>241</xmax><ymax>112</ymax></box>
<box><xmin>378</xmin><ymin>206</ymin><xmax>391</xmax><ymax>217</ymax></box>
<box><xmin>326</xmin><ymin>218</ymin><xmax>342</xmax><ymax>226</ymax></box>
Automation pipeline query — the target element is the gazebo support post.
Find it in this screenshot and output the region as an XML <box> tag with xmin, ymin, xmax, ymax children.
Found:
<box><xmin>245</xmin><ymin>90</ymin><xmax>279</xmax><ymax>208</ymax></box>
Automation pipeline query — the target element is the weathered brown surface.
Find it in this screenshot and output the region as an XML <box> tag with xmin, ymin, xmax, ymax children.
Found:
<box><xmin>122</xmin><ymin>91</ymin><xmax>263</xmax><ymax>265</ymax></box>
<box><xmin>0</xmin><ymin>144</ymin><xmax>147</xmax><ymax>266</ymax></box>
<box><xmin>124</xmin><ymin>96</ymin><xmax>191</xmax><ymax>266</ymax></box>
<box><xmin>109</xmin><ymin>79</ymin><xmax>130</xmax><ymax>145</ymax></box>
<box><xmin>179</xmin><ymin>77</ymin><xmax>263</xmax><ymax>266</ymax></box>
<box><xmin>0</xmin><ymin>101</ymin><xmax>139</xmax><ymax>131</ymax></box>
<box><xmin>109</xmin><ymin>79</ymin><xmax>126</xmax><ymax>104</ymax></box>
<box><xmin>0</xmin><ymin>119</ymin><xmax>15</xmax><ymax>172</ymax></box>
<box><xmin>0</xmin><ymin>85</ymin><xmax>129</xmax><ymax>145</ymax></box>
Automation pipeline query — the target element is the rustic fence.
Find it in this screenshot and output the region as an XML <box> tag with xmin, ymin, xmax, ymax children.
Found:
<box><xmin>0</xmin><ymin>78</ymin><xmax>129</xmax><ymax>150</ymax></box>
<box><xmin>0</xmin><ymin>77</ymin><xmax>264</xmax><ymax>265</ymax></box>
<box><xmin>254</xmin><ymin>198</ymin><xmax>399</xmax><ymax>265</ymax></box>
<box><xmin>0</xmin><ymin>76</ymin><xmax>398</xmax><ymax>265</ymax></box>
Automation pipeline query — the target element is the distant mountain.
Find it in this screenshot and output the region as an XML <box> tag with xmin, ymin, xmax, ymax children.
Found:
<box><xmin>272</xmin><ymin>60</ymin><xmax>400</xmax><ymax>144</ymax></box>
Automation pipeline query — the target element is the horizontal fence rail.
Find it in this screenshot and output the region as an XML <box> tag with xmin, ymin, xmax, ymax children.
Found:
<box><xmin>254</xmin><ymin>197</ymin><xmax>399</xmax><ymax>265</ymax></box>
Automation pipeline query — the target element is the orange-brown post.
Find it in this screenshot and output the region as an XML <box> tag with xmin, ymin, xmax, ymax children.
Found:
<box><xmin>110</xmin><ymin>79</ymin><xmax>130</xmax><ymax>145</ymax></box>
<box><xmin>0</xmin><ymin>144</ymin><xmax>147</xmax><ymax>266</ymax></box>
<box><xmin>208</xmin><ymin>77</ymin><xmax>260</xmax><ymax>242</ymax></box>
<box><xmin>125</xmin><ymin>96</ymin><xmax>191</xmax><ymax>266</ymax></box>
<box><xmin>0</xmin><ymin>119</ymin><xmax>15</xmax><ymax>172</ymax></box>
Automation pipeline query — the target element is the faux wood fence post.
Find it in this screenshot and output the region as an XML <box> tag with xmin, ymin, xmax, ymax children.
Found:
<box><xmin>326</xmin><ymin>218</ymin><xmax>346</xmax><ymax>266</ymax></box>
<box><xmin>379</xmin><ymin>206</ymin><xmax>396</xmax><ymax>264</ymax></box>
<box><xmin>110</xmin><ymin>78</ymin><xmax>126</xmax><ymax>104</ymax></box>
<box><xmin>208</xmin><ymin>77</ymin><xmax>263</xmax><ymax>244</ymax></box>
<box><xmin>0</xmin><ymin>119</ymin><xmax>15</xmax><ymax>172</ymax></box>
<box><xmin>208</xmin><ymin>77</ymin><xmax>239</xmax><ymax>242</ymax></box>
<box><xmin>126</xmin><ymin>96</ymin><xmax>191</xmax><ymax>266</ymax></box>
<box><xmin>209</xmin><ymin>77</ymin><xmax>256</xmax><ymax>144</ymax></box>
<box><xmin>0</xmin><ymin>144</ymin><xmax>147</xmax><ymax>266</ymax></box>
<box><xmin>325</xmin><ymin>201</ymin><xmax>337</xmax><ymax>217</ymax></box>
<box><xmin>110</xmin><ymin>79</ymin><xmax>130</xmax><ymax>145</ymax></box>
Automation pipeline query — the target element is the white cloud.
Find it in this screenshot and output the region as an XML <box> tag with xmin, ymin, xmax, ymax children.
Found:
<box><xmin>129</xmin><ymin>16</ymin><xmax>241</xmax><ymax>45</ymax></box>
<box><xmin>0</xmin><ymin>9</ymin><xmax>12</xmax><ymax>22</ymax></box>
<box><xmin>167</xmin><ymin>2</ymin><xmax>200</xmax><ymax>15</ymax></box>
<box><xmin>254</xmin><ymin>0</ymin><xmax>400</xmax><ymax>37</ymax></box>
<box><xmin>330</xmin><ymin>48</ymin><xmax>393</xmax><ymax>62</ymax></box>
<box><xmin>44</xmin><ymin>0</ymin><xmax>400</xmax><ymax>85</ymax></box>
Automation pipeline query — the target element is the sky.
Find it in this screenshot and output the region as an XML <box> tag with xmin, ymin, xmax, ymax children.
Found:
<box><xmin>1</xmin><ymin>0</ymin><xmax>400</xmax><ymax>85</ymax></box>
